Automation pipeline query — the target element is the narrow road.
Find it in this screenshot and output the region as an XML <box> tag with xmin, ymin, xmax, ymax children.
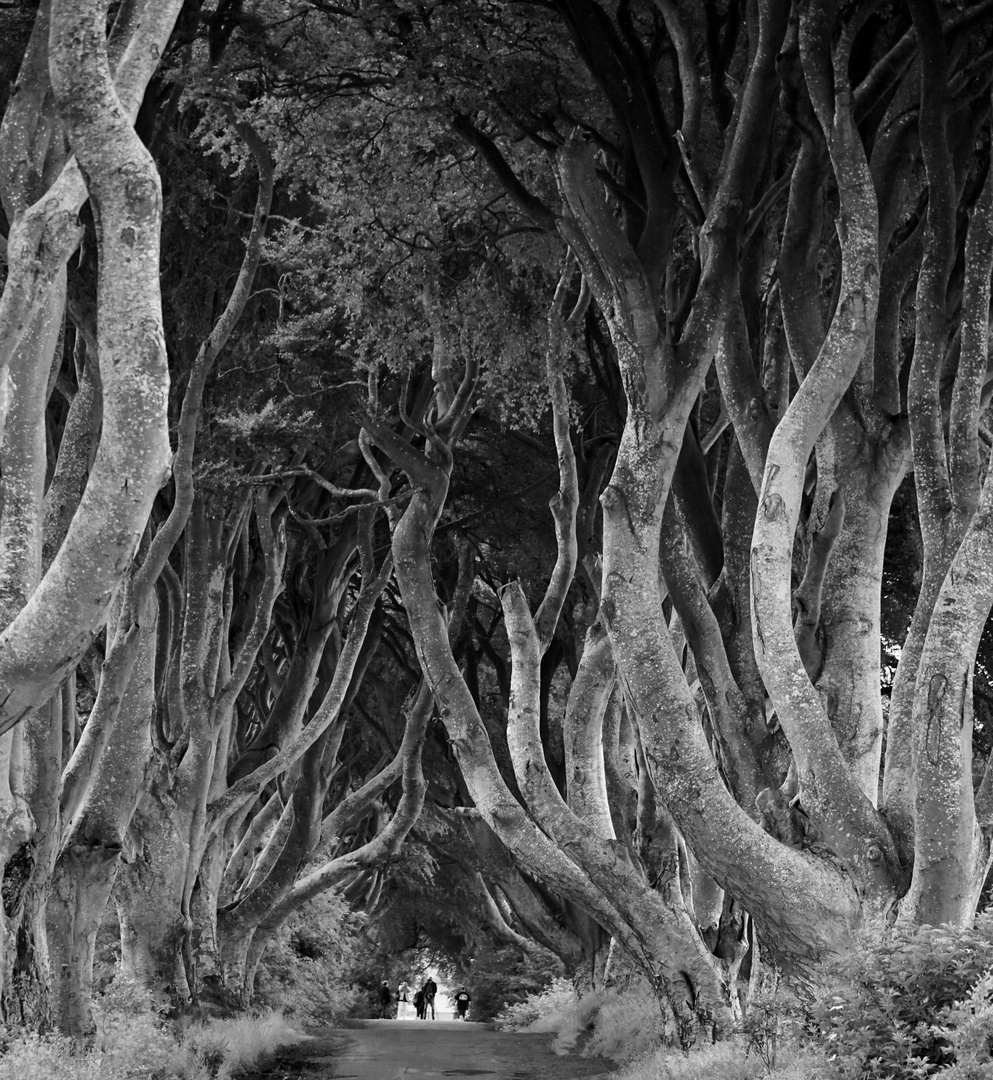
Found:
<box><xmin>259</xmin><ymin>1019</ymin><xmax>617</xmax><ymax>1080</ymax></box>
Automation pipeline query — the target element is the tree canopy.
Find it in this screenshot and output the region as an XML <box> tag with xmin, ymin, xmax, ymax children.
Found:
<box><xmin>1</xmin><ymin>0</ymin><xmax>993</xmax><ymax>1044</ymax></box>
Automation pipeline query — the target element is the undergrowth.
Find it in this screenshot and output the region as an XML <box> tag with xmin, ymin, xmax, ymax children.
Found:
<box><xmin>169</xmin><ymin>1010</ymin><xmax>307</xmax><ymax>1080</ymax></box>
<box><xmin>496</xmin><ymin>977</ymin><xmax>575</xmax><ymax>1029</ymax></box>
<box><xmin>614</xmin><ymin>1041</ymin><xmax>824</xmax><ymax>1080</ymax></box>
<box><xmin>582</xmin><ymin>982</ymin><xmax>665</xmax><ymax>1061</ymax></box>
<box><xmin>253</xmin><ymin>891</ymin><xmax>358</xmax><ymax>1025</ymax></box>
<box><xmin>0</xmin><ymin>996</ymin><xmax>307</xmax><ymax>1080</ymax></box>
<box><xmin>497</xmin><ymin>976</ymin><xmax>665</xmax><ymax>1060</ymax></box>
<box><xmin>495</xmin><ymin>918</ymin><xmax>993</xmax><ymax>1080</ymax></box>
<box><xmin>814</xmin><ymin>915</ymin><xmax>993</xmax><ymax>1080</ymax></box>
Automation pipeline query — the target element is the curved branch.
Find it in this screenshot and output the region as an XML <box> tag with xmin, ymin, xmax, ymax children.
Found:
<box><xmin>906</xmin><ymin>0</ymin><xmax>957</xmax><ymax>536</ymax></box>
<box><xmin>133</xmin><ymin>118</ymin><xmax>275</xmax><ymax>603</ymax></box>
<box><xmin>207</xmin><ymin>550</ymin><xmax>392</xmax><ymax>829</ymax></box>
<box><xmin>211</xmin><ymin>493</ymin><xmax>287</xmax><ymax>722</ymax></box>
<box><xmin>255</xmin><ymin>678</ymin><xmax>433</xmax><ymax>923</ymax></box>
<box><xmin>451</xmin><ymin>114</ymin><xmax>558</xmax><ymax>231</ymax></box>
<box><xmin>948</xmin><ymin>137</ymin><xmax>993</xmax><ymax>514</ymax></box>
<box><xmin>792</xmin><ymin>491</ymin><xmax>845</xmax><ymax>681</ymax></box>
<box><xmin>534</xmin><ymin>257</ymin><xmax>581</xmax><ymax>650</ymax></box>
<box><xmin>0</xmin><ymin>0</ymin><xmax>178</xmax><ymax>736</ymax></box>
<box><xmin>435</xmin><ymin>349</ymin><xmax>479</xmax><ymax>437</ymax></box>
<box><xmin>653</xmin><ymin>0</ymin><xmax>701</xmax><ymax>152</ymax></box>
<box><xmin>0</xmin><ymin>0</ymin><xmax>182</xmax><ymax>441</ymax></box>
<box><xmin>362</xmin><ymin>415</ymin><xmax>446</xmax><ymax>490</ymax></box>
<box><xmin>750</xmin><ymin>5</ymin><xmax>900</xmax><ymax>891</ymax></box>
<box><xmin>501</xmin><ymin>579</ymin><xmax>729</xmax><ymax>1014</ymax></box>
<box><xmin>853</xmin><ymin>0</ymin><xmax>993</xmax><ymax>120</ymax></box>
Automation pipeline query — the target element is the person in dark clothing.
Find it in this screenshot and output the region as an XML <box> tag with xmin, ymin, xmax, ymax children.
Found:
<box><xmin>378</xmin><ymin>980</ymin><xmax>392</xmax><ymax>1018</ymax></box>
<box><xmin>454</xmin><ymin>987</ymin><xmax>471</xmax><ymax>1020</ymax></box>
<box><xmin>414</xmin><ymin>987</ymin><xmax>426</xmax><ymax>1019</ymax></box>
<box><xmin>422</xmin><ymin>977</ymin><xmax>437</xmax><ymax>1019</ymax></box>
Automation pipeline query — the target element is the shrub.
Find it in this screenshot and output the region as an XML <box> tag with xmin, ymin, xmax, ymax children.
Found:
<box><xmin>495</xmin><ymin>977</ymin><xmax>577</xmax><ymax>1031</ymax></box>
<box><xmin>496</xmin><ymin>977</ymin><xmax>669</xmax><ymax>1061</ymax></box>
<box><xmin>582</xmin><ymin>983</ymin><xmax>666</xmax><ymax>1062</ymax></box>
<box><xmin>736</xmin><ymin>984</ymin><xmax>807</xmax><ymax>1073</ymax></box>
<box><xmin>0</xmin><ymin>994</ymin><xmax>306</xmax><ymax>1080</ymax></box>
<box><xmin>496</xmin><ymin>976</ymin><xmax>603</xmax><ymax>1056</ymax></box>
<box><xmin>0</xmin><ymin>975</ymin><xmax>178</xmax><ymax>1080</ymax></box>
<box><xmin>465</xmin><ymin>942</ymin><xmax>565</xmax><ymax>1022</ymax></box>
<box><xmin>0</xmin><ymin>1021</ymin><xmax>176</xmax><ymax>1080</ymax></box>
<box><xmin>812</xmin><ymin>914</ymin><xmax>993</xmax><ymax>1080</ymax></box>
<box><xmin>611</xmin><ymin>1039</ymin><xmax>820</xmax><ymax>1080</ymax></box>
<box><xmin>929</xmin><ymin>972</ymin><xmax>993</xmax><ymax>1080</ymax></box>
<box><xmin>0</xmin><ymin>1033</ymin><xmax>106</xmax><ymax>1080</ymax></box>
<box><xmin>168</xmin><ymin>1010</ymin><xmax>308</xmax><ymax>1079</ymax></box>
<box><xmin>254</xmin><ymin>892</ymin><xmax>361</xmax><ymax>1025</ymax></box>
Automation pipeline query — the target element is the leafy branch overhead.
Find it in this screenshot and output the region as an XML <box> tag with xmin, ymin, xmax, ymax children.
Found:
<box><xmin>2</xmin><ymin>0</ymin><xmax>993</xmax><ymax>1051</ymax></box>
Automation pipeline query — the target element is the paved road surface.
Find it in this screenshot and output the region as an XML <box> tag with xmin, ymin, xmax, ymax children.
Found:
<box><xmin>267</xmin><ymin>1019</ymin><xmax>616</xmax><ymax>1080</ymax></box>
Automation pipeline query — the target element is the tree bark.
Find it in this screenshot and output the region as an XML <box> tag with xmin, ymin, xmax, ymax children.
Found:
<box><xmin>901</xmin><ymin>127</ymin><xmax>993</xmax><ymax>925</ymax></box>
<box><xmin>0</xmin><ymin>0</ymin><xmax>179</xmax><ymax>736</ymax></box>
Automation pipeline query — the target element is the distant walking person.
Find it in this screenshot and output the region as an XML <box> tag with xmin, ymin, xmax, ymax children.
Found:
<box><xmin>422</xmin><ymin>977</ymin><xmax>437</xmax><ymax>1019</ymax></box>
<box><xmin>454</xmin><ymin>987</ymin><xmax>471</xmax><ymax>1020</ymax></box>
<box><xmin>378</xmin><ymin>980</ymin><xmax>392</xmax><ymax>1019</ymax></box>
<box><xmin>414</xmin><ymin>987</ymin><xmax>426</xmax><ymax>1019</ymax></box>
<box><xmin>397</xmin><ymin>979</ymin><xmax>410</xmax><ymax>1019</ymax></box>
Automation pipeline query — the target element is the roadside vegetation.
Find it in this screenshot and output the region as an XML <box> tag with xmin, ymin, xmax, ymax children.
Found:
<box><xmin>5</xmin><ymin>1</ymin><xmax>993</xmax><ymax>1074</ymax></box>
<box><xmin>0</xmin><ymin>1005</ymin><xmax>307</xmax><ymax>1080</ymax></box>
<box><xmin>0</xmin><ymin>894</ymin><xmax>357</xmax><ymax>1080</ymax></box>
<box><xmin>496</xmin><ymin>917</ymin><xmax>993</xmax><ymax>1080</ymax></box>
<box><xmin>3</xmin><ymin>908</ymin><xmax>993</xmax><ymax>1078</ymax></box>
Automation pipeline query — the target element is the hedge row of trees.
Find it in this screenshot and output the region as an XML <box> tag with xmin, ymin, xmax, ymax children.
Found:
<box><xmin>2</xmin><ymin>0</ymin><xmax>993</xmax><ymax>1043</ymax></box>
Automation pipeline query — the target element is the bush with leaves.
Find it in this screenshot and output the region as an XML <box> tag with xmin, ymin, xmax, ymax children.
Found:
<box><xmin>582</xmin><ymin>981</ymin><xmax>667</xmax><ymax>1062</ymax></box>
<box><xmin>495</xmin><ymin>976</ymin><xmax>578</xmax><ymax>1031</ymax></box>
<box><xmin>253</xmin><ymin>891</ymin><xmax>362</xmax><ymax>1025</ymax></box>
<box><xmin>0</xmin><ymin>987</ymin><xmax>306</xmax><ymax>1080</ymax></box>
<box><xmin>465</xmin><ymin>940</ymin><xmax>566</xmax><ymax>1022</ymax></box>
<box><xmin>0</xmin><ymin>1024</ymin><xmax>176</xmax><ymax>1080</ymax></box>
<box><xmin>170</xmin><ymin>1010</ymin><xmax>306</xmax><ymax>1080</ymax></box>
<box><xmin>930</xmin><ymin>972</ymin><xmax>993</xmax><ymax>1080</ymax></box>
<box><xmin>736</xmin><ymin>984</ymin><xmax>807</xmax><ymax>1073</ymax></box>
<box><xmin>812</xmin><ymin>914</ymin><xmax>993</xmax><ymax>1079</ymax></box>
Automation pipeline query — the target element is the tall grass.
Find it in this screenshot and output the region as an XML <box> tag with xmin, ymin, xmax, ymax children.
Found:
<box><xmin>493</xmin><ymin>972</ymin><xmax>829</xmax><ymax>1080</ymax></box>
<box><xmin>612</xmin><ymin>1041</ymin><xmax>827</xmax><ymax>1080</ymax></box>
<box><xmin>169</xmin><ymin>1010</ymin><xmax>309</xmax><ymax>1079</ymax></box>
<box><xmin>496</xmin><ymin>977</ymin><xmax>578</xmax><ymax>1031</ymax></box>
<box><xmin>0</xmin><ymin>1025</ymin><xmax>174</xmax><ymax>1080</ymax></box>
<box><xmin>496</xmin><ymin>976</ymin><xmax>666</xmax><ymax>1060</ymax></box>
<box><xmin>583</xmin><ymin>984</ymin><xmax>666</xmax><ymax>1061</ymax></box>
<box><xmin>0</xmin><ymin>1005</ymin><xmax>308</xmax><ymax>1080</ymax></box>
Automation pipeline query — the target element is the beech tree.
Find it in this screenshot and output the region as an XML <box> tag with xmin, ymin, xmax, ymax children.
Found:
<box><xmin>337</xmin><ymin>0</ymin><xmax>993</xmax><ymax>1026</ymax></box>
<box><xmin>7</xmin><ymin>0</ymin><xmax>993</xmax><ymax>1044</ymax></box>
<box><xmin>0</xmin><ymin>0</ymin><xmax>185</xmax><ymax>1024</ymax></box>
<box><xmin>0</xmin><ymin>0</ymin><xmax>426</xmax><ymax>1033</ymax></box>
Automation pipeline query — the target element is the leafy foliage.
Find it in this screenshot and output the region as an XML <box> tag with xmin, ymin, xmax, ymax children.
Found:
<box><xmin>581</xmin><ymin>982</ymin><xmax>666</xmax><ymax>1062</ymax></box>
<box><xmin>736</xmin><ymin>985</ymin><xmax>807</xmax><ymax>1073</ymax></box>
<box><xmin>360</xmin><ymin>830</ymin><xmax>477</xmax><ymax>957</ymax></box>
<box><xmin>464</xmin><ymin>940</ymin><xmax>565</xmax><ymax>1022</ymax></box>
<box><xmin>611</xmin><ymin>1040</ymin><xmax>819</xmax><ymax>1080</ymax></box>
<box><xmin>170</xmin><ymin>1010</ymin><xmax>306</xmax><ymax>1080</ymax></box>
<box><xmin>254</xmin><ymin>892</ymin><xmax>362</xmax><ymax>1025</ymax></box>
<box><xmin>495</xmin><ymin>976</ymin><xmax>577</xmax><ymax>1030</ymax></box>
<box><xmin>933</xmin><ymin>973</ymin><xmax>993</xmax><ymax>1080</ymax></box>
<box><xmin>813</xmin><ymin>916</ymin><xmax>993</xmax><ymax>1079</ymax></box>
<box><xmin>0</xmin><ymin>991</ymin><xmax>303</xmax><ymax>1080</ymax></box>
